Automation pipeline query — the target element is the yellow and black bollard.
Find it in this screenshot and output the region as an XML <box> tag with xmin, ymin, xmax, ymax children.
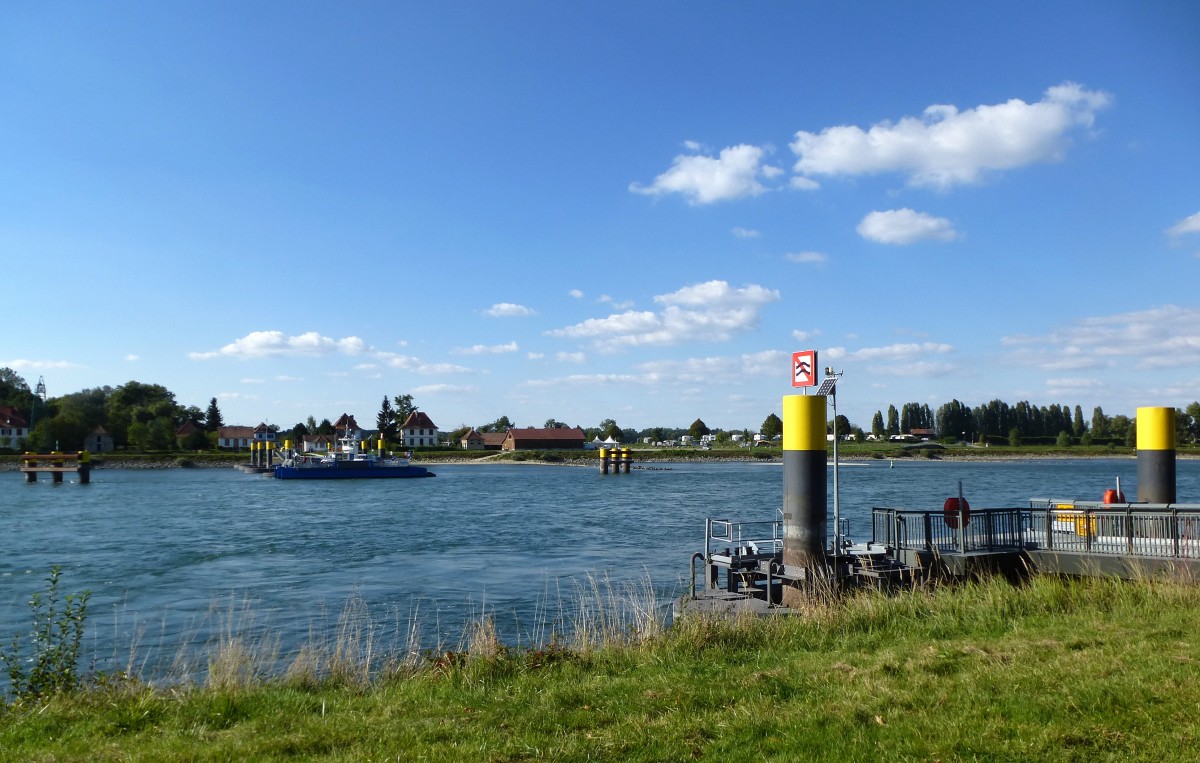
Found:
<box><xmin>782</xmin><ymin>395</ymin><xmax>827</xmax><ymax>605</ymax></box>
<box><xmin>1137</xmin><ymin>406</ymin><xmax>1175</xmax><ymax>503</ymax></box>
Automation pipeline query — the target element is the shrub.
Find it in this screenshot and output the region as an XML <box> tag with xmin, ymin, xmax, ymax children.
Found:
<box><xmin>1</xmin><ymin>566</ymin><xmax>90</xmax><ymax>700</ymax></box>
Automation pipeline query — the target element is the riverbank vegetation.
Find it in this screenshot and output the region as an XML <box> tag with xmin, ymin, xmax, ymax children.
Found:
<box><xmin>3</xmin><ymin>570</ymin><xmax>1199</xmax><ymax>760</ymax></box>
<box><xmin>5</xmin><ymin>367</ymin><xmax>1200</xmax><ymax>459</ymax></box>
<box><xmin>2</xmin><ymin>566</ymin><xmax>1200</xmax><ymax>758</ymax></box>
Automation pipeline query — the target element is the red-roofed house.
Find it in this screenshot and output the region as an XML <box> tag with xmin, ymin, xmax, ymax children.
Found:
<box><xmin>459</xmin><ymin>428</ymin><xmax>484</xmax><ymax>450</ymax></box>
<box><xmin>481</xmin><ymin>432</ymin><xmax>507</xmax><ymax>450</ymax></box>
<box><xmin>502</xmin><ymin>427</ymin><xmax>586</xmax><ymax>451</ymax></box>
<box><xmin>0</xmin><ymin>406</ymin><xmax>29</xmax><ymax>450</ymax></box>
<box><xmin>333</xmin><ymin>413</ymin><xmax>362</xmax><ymax>435</ymax></box>
<box><xmin>217</xmin><ymin>423</ymin><xmax>276</xmax><ymax>450</ymax></box>
<box><xmin>400</xmin><ymin>411</ymin><xmax>439</xmax><ymax>448</ymax></box>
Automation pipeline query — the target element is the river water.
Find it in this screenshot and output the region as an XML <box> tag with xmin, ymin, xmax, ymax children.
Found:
<box><xmin>3</xmin><ymin>458</ymin><xmax>1198</xmax><ymax>682</ymax></box>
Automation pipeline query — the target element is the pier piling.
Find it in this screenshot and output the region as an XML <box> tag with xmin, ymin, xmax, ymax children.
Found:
<box><xmin>1137</xmin><ymin>407</ymin><xmax>1176</xmax><ymax>504</ymax></box>
<box><xmin>782</xmin><ymin>394</ymin><xmax>827</xmax><ymax>605</ymax></box>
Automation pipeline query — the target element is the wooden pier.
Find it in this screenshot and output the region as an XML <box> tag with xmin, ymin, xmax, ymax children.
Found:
<box><xmin>19</xmin><ymin>452</ymin><xmax>92</xmax><ymax>484</ymax></box>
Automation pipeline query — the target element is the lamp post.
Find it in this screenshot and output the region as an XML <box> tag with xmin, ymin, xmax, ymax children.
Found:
<box><xmin>818</xmin><ymin>369</ymin><xmax>843</xmax><ymax>568</ymax></box>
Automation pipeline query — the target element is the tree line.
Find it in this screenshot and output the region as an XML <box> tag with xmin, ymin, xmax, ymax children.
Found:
<box><xmin>866</xmin><ymin>399</ymin><xmax>1200</xmax><ymax>447</ymax></box>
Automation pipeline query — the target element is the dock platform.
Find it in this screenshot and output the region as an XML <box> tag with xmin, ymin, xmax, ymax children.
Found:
<box><xmin>678</xmin><ymin>501</ymin><xmax>1200</xmax><ymax>620</ymax></box>
<box><xmin>19</xmin><ymin>452</ymin><xmax>92</xmax><ymax>484</ymax></box>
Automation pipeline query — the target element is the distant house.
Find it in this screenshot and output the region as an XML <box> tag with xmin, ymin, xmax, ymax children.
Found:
<box><xmin>86</xmin><ymin>425</ymin><xmax>114</xmax><ymax>454</ymax></box>
<box><xmin>400</xmin><ymin>411</ymin><xmax>439</xmax><ymax>448</ymax></box>
<box><xmin>174</xmin><ymin>421</ymin><xmax>207</xmax><ymax>449</ymax></box>
<box><xmin>218</xmin><ymin>426</ymin><xmax>255</xmax><ymax>450</ymax></box>
<box><xmin>216</xmin><ymin>423</ymin><xmax>275</xmax><ymax>450</ymax></box>
<box><xmin>252</xmin><ymin>423</ymin><xmax>277</xmax><ymax>445</ymax></box>
<box><xmin>502</xmin><ymin>427</ymin><xmax>586</xmax><ymax>451</ymax></box>
<box><xmin>302</xmin><ymin>434</ymin><xmax>335</xmax><ymax>453</ymax></box>
<box><xmin>333</xmin><ymin>413</ymin><xmax>363</xmax><ymax>436</ymax></box>
<box><xmin>0</xmin><ymin>406</ymin><xmax>29</xmax><ymax>450</ymax></box>
<box><xmin>480</xmin><ymin>432</ymin><xmax>507</xmax><ymax>450</ymax></box>
<box><xmin>460</xmin><ymin>428</ymin><xmax>484</xmax><ymax>450</ymax></box>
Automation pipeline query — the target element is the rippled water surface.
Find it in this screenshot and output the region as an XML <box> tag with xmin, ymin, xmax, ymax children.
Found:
<box><xmin>3</xmin><ymin>458</ymin><xmax>1197</xmax><ymax>679</ymax></box>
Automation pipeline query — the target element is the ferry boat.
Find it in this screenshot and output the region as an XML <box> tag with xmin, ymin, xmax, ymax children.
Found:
<box><xmin>273</xmin><ymin>431</ymin><xmax>435</xmax><ymax>480</ymax></box>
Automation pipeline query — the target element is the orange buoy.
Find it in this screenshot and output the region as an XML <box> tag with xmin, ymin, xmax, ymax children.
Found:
<box><xmin>1102</xmin><ymin>489</ymin><xmax>1125</xmax><ymax>504</ymax></box>
<box><xmin>944</xmin><ymin>496</ymin><xmax>970</xmax><ymax>528</ymax></box>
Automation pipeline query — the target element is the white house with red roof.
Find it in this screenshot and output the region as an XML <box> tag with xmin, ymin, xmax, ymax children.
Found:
<box><xmin>400</xmin><ymin>411</ymin><xmax>439</xmax><ymax>448</ymax></box>
<box><xmin>0</xmin><ymin>406</ymin><xmax>29</xmax><ymax>449</ymax></box>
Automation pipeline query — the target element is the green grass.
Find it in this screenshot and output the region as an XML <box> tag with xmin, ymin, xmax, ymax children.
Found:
<box><xmin>4</xmin><ymin>575</ymin><xmax>1200</xmax><ymax>761</ymax></box>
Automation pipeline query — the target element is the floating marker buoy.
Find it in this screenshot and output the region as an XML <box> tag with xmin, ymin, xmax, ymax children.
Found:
<box><xmin>943</xmin><ymin>496</ymin><xmax>970</xmax><ymax>528</ymax></box>
<box><xmin>1102</xmin><ymin>488</ymin><xmax>1125</xmax><ymax>504</ymax></box>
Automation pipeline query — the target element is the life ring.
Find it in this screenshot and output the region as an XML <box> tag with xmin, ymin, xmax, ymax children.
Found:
<box><xmin>944</xmin><ymin>497</ymin><xmax>970</xmax><ymax>528</ymax></box>
<box><xmin>1102</xmin><ymin>489</ymin><xmax>1125</xmax><ymax>504</ymax></box>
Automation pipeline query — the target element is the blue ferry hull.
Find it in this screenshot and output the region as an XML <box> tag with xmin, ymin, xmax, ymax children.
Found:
<box><xmin>274</xmin><ymin>463</ymin><xmax>435</xmax><ymax>479</ymax></box>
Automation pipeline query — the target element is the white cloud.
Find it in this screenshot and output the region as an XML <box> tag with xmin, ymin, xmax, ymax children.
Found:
<box><xmin>556</xmin><ymin>351</ymin><xmax>587</xmax><ymax>364</ymax></box>
<box><xmin>791</xmin><ymin>82</ymin><xmax>1111</xmax><ymax>189</ymax></box>
<box><xmin>731</xmin><ymin>227</ymin><xmax>761</xmax><ymax>238</ymax></box>
<box><xmin>523</xmin><ymin>373</ymin><xmax>647</xmax><ymax>389</ymax></box>
<box><xmin>527</xmin><ymin>352</ymin><xmax>545</xmax><ymax>360</ymax></box>
<box><xmin>377</xmin><ymin>353</ymin><xmax>472</xmax><ymax>375</ymax></box>
<box><xmin>822</xmin><ymin>342</ymin><xmax>957</xmax><ymax>377</ymax></box>
<box><xmin>1003</xmin><ymin>305</ymin><xmax>1200</xmax><ymax>371</ymax></box>
<box><xmin>568</xmin><ymin>289</ymin><xmax>585</xmax><ymax>299</ymax></box>
<box><xmin>857</xmin><ymin>209</ymin><xmax>960</xmax><ymax>245</ymax></box>
<box><xmin>189</xmin><ymin>330</ymin><xmax>367</xmax><ymax>360</ymax></box>
<box><xmin>1167</xmin><ymin>211</ymin><xmax>1200</xmax><ymax>237</ymax></box>
<box><xmin>414</xmin><ymin>362</ymin><xmax>474</xmax><ymax>375</ymax></box>
<box><xmin>842</xmin><ymin>342</ymin><xmax>954</xmax><ymax>361</ymax></box>
<box><xmin>0</xmin><ymin>358</ymin><xmax>78</xmax><ymax>370</ymax></box>
<box><xmin>629</xmin><ymin>144</ymin><xmax>782</xmax><ymax>204</ymax></box>
<box><xmin>484</xmin><ymin>303</ymin><xmax>536</xmax><ymax>317</ymax></box>
<box><xmin>548</xmin><ymin>280</ymin><xmax>780</xmax><ymax>352</ymax></box>
<box><xmin>598</xmin><ymin>294</ymin><xmax>634</xmax><ymax>310</ymax></box>
<box><xmin>1045</xmin><ymin>377</ymin><xmax>1105</xmax><ymax>394</ymax></box>
<box><xmin>413</xmin><ymin>384</ymin><xmax>480</xmax><ymax>395</ymax></box>
<box><xmin>789</xmin><ymin>176</ymin><xmax>820</xmax><ymax>191</ymax></box>
<box><xmin>453</xmin><ymin>341</ymin><xmax>519</xmax><ymax>355</ymax></box>
<box><xmin>125</xmin><ymin>354</ymin><xmax>139</xmax><ymax>362</ymax></box>
<box><xmin>785</xmin><ymin>251</ymin><xmax>828</xmax><ymax>264</ymax></box>
<box><xmin>637</xmin><ymin>350</ymin><xmax>788</xmax><ymax>385</ymax></box>
<box><xmin>792</xmin><ymin>329</ymin><xmax>820</xmax><ymax>342</ymax></box>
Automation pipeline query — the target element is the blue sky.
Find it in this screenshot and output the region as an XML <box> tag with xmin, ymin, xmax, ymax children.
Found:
<box><xmin>3</xmin><ymin>1</ymin><xmax>1199</xmax><ymax>433</ymax></box>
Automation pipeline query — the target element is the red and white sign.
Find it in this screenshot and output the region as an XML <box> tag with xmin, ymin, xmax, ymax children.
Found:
<box><xmin>792</xmin><ymin>350</ymin><xmax>817</xmax><ymax>388</ymax></box>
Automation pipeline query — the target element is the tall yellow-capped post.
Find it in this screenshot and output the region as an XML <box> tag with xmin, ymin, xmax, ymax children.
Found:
<box><xmin>1137</xmin><ymin>407</ymin><xmax>1175</xmax><ymax>503</ymax></box>
<box><xmin>782</xmin><ymin>395</ymin><xmax>827</xmax><ymax>604</ymax></box>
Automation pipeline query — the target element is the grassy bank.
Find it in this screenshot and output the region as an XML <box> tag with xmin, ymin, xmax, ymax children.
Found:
<box><xmin>4</xmin><ymin>574</ymin><xmax>1200</xmax><ymax>761</ymax></box>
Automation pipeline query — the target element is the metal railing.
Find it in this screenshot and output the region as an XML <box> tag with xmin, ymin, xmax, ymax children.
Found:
<box><xmin>704</xmin><ymin>517</ymin><xmax>783</xmax><ymax>561</ymax></box>
<box><xmin>872</xmin><ymin>507</ymin><xmax>1027</xmax><ymax>554</ymax></box>
<box><xmin>692</xmin><ymin>517</ymin><xmax>784</xmax><ymax>595</ymax></box>
<box><xmin>1026</xmin><ymin>500</ymin><xmax>1200</xmax><ymax>559</ymax></box>
<box><xmin>872</xmin><ymin>502</ymin><xmax>1200</xmax><ymax>561</ymax></box>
